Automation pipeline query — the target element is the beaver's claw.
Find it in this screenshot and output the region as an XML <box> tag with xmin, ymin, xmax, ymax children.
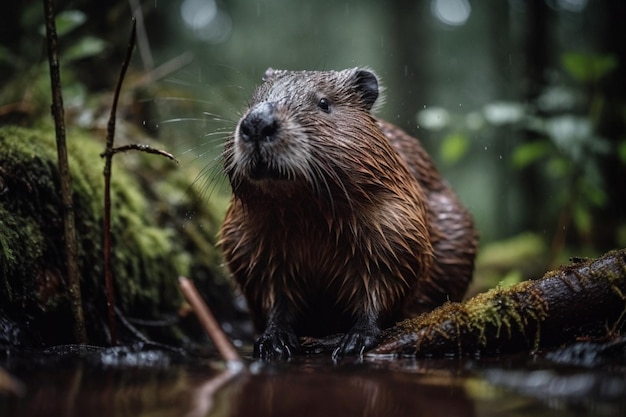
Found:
<box><xmin>332</xmin><ymin>320</ymin><xmax>381</xmax><ymax>360</ymax></box>
<box><xmin>254</xmin><ymin>326</ymin><xmax>301</xmax><ymax>360</ymax></box>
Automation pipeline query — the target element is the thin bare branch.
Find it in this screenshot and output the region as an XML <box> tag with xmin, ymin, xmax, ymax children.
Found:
<box><xmin>102</xmin><ymin>19</ymin><xmax>137</xmax><ymax>345</ymax></box>
<box><xmin>128</xmin><ymin>0</ymin><xmax>154</xmax><ymax>70</ymax></box>
<box><xmin>179</xmin><ymin>276</ymin><xmax>244</xmax><ymax>366</ymax></box>
<box><xmin>43</xmin><ymin>0</ymin><xmax>87</xmax><ymax>344</ymax></box>
<box><xmin>131</xmin><ymin>51</ymin><xmax>195</xmax><ymax>88</ymax></box>
<box><xmin>102</xmin><ymin>143</ymin><xmax>178</xmax><ymax>163</ymax></box>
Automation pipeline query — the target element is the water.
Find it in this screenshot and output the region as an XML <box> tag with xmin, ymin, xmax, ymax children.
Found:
<box><xmin>1</xmin><ymin>345</ymin><xmax>625</xmax><ymax>417</ymax></box>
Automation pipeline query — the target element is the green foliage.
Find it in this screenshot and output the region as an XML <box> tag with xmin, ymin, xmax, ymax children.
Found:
<box><xmin>561</xmin><ymin>52</ymin><xmax>618</xmax><ymax>83</ymax></box>
<box><xmin>418</xmin><ymin>50</ymin><xmax>622</xmax><ymax>251</ymax></box>
<box><xmin>50</xmin><ymin>10</ymin><xmax>108</xmax><ymax>66</ymax></box>
<box><xmin>518</xmin><ymin>112</ymin><xmax>610</xmax><ymax>240</ymax></box>
<box><xmin>513</xmin><ymin>53</ymin><xmax>616</xmax><ymax>242</ymax></box>
<box><xmin>440</xmin><ymin>132</ymin><xmax>470</xmax><ymax>165</ymax></box>
<box><xmin>472</xmin><ymin>233</ymin><xmax>548</xmax><ymax>294</ymax></box>
<box><xmin>37</xmin><ymin>10</ymin><xmax>87</xmax><ymax>37</ymax></box>
<box><xmin>511</xmin><ymin>141</ymin><xmax>552</xmax><ymax>169</ymax></box>
<box><xmin>0</xmin><ymin>7</ymin><xmax>107</xmax><ymax>121</ymax></box>
<box><xmin>54</xmin><ymin>10</ymin><xmax>87</xmax><ymax>37</ymax></box>
<box><xmin>618</xmin><ymin>140</ymin><xmax>626</xmax><ymax>165</ymax></box>
<box><xmin>63</xmin><ymin>36</ymin><xmax>107</xmax><ymax>63</ymax></box>
<box><xmin>0</xmin><ymin>45</ymin><xmax>18</xmax><ymax>68</ymax></box>
<box><xmin>417</xmin><ymin>107</ymin><xmax>474</xmax><ymax>164</ymax></box>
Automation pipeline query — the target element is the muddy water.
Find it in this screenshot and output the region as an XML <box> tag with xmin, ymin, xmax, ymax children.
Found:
<box><xmin>1</xmin><ymin>348</ymin><xmax>625</xmax><ymax>417</ymax></box>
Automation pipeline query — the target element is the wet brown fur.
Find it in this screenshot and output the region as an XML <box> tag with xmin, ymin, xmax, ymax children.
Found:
<box><xmin>220</xmin><ymin>68</ymin><xmax>477</xmax><ymax>342</ymax></box>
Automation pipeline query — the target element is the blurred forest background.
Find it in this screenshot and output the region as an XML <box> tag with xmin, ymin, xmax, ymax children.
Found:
<box><xmin>1</xmin><ymin>0</ymin><xmax>625</xmax><ymax>280</ymax></box>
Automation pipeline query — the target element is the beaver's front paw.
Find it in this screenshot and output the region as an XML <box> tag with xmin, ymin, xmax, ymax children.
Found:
<box><xmin>254</xmin><ymin>327</ymin><xmax>301</xmax><ymax>360</ymax></box>
<box><xmin>332</xmin><ymin>321</ymin><xmax>381</xmax><ymax>360</ymax></box>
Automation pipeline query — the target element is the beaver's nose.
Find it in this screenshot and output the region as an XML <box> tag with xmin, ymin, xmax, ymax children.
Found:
<box><xmin>239</xmin><ymin>102</ymin><xmax>279</xmax><ymax>143</ymax></box>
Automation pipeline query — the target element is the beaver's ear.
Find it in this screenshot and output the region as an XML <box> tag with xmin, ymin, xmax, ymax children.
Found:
<box><xmin>352</xmin><ymin>69</ymin><xmax>379</xmax><ymax>110</ymax></box>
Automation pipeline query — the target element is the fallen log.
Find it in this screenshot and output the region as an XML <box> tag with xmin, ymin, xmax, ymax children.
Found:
<box><xmin>370</xmin><ymin>249</ymin><xmax>626</xmax><ymax>357</ymax></box>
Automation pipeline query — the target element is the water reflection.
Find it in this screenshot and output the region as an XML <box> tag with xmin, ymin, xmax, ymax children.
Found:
<box><xmin>216</xmin><ymin>358</ymin><xmax>475</xmax><ymax>417</ymax></box>
<box><xmin>2</xmin><ymin>354</ymin><xmax>625</xmax><ymax>417</ymax></box>
<box><xmin>5</xmin><ymin>364</ymin><xmax>208</xmax><ymax>417</ymax></box>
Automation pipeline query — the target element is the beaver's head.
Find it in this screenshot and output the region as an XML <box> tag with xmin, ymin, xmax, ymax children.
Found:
<box><xmin>224</xmin><ymin>68</ymin><xmax>396</xmax><ymax>200</ymax></box>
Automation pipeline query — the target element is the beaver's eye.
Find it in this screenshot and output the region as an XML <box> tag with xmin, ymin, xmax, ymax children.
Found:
<box><xmin>318</xmin><ymin>97</ymin><xmax>331</xmax><ymax>113</ymax></box>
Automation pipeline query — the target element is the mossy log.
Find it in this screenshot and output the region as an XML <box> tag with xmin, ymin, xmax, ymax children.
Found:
<box><xmin>371</xmin><ymin>249</ymin><xmax>626</xmax><ymax>357</ymax></box>
<box><xmin>0</xmin><ymin>125</ymin><xmax>231</xmax><ymax>347</ymax></box>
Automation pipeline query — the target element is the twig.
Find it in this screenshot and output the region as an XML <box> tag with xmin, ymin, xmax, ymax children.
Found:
<box><xmin>101</xmin><ymin>144</ymin><xmax>178</xmax><ymax>163</ymax></box>
<box><xmin>101</xmin><ymin>19</ymin><xmax>179</xmax><ymax>346</ymax></box>
<box><xmin>43</xmin><ymin>0</ymin><xmax>87</xmax><ymax>344</ymax></box>
<box><xmin>128</xmin><ymin>0</ymin><xmax>154</xmax><ymax>71</ymax></box>
<box><xmin>179</xmin><ymin>276</ymin><xmax>244</xmax><ymax>367</ymax></box>
<box><xmin>131</xmin><ymin>51</ymin><xmax>195</xmax><ymax>89</ymax></box>
<box><xmin>114</xmin><ymin>306</ymin><xmax>187</xmax><ymax>355</ymax></box>
<box><xmin>102</xmin><ymin>19</ymin><xmax>137</xmax><ymax>345</ymax></box>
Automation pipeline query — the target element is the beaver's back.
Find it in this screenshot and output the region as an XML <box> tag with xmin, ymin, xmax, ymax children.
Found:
<box><xmin>378</xmin><ymin>120</ymin><xmax>478</xmax><ymax>314</ymax></box>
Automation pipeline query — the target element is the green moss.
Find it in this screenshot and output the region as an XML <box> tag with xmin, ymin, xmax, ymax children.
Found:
<box><xmin>0</xmin><ymin>206</ymin><xmax>45</xmax><ymax>302</ymax></box>
<box><xmin>0</xmin><ymin>125</ymin><xmax>229</xmax><ymax>345</ymax></box>
<box><xmin>461</xmin><ymin>281</ymin><xmax>548</xmax><ymax>350</ymax></box>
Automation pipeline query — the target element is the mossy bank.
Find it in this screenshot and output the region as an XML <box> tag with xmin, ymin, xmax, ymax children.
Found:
<box><xmin>0</xmin><ymin>125</ymin><xmax>233</xmax><ymax>348</ymax></box>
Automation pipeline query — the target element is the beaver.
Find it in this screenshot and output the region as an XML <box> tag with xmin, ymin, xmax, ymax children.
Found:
<box><xmin>219</xmin><ymin>68</ymin><xmax>477</xmax><ymax>359</ymax></box>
